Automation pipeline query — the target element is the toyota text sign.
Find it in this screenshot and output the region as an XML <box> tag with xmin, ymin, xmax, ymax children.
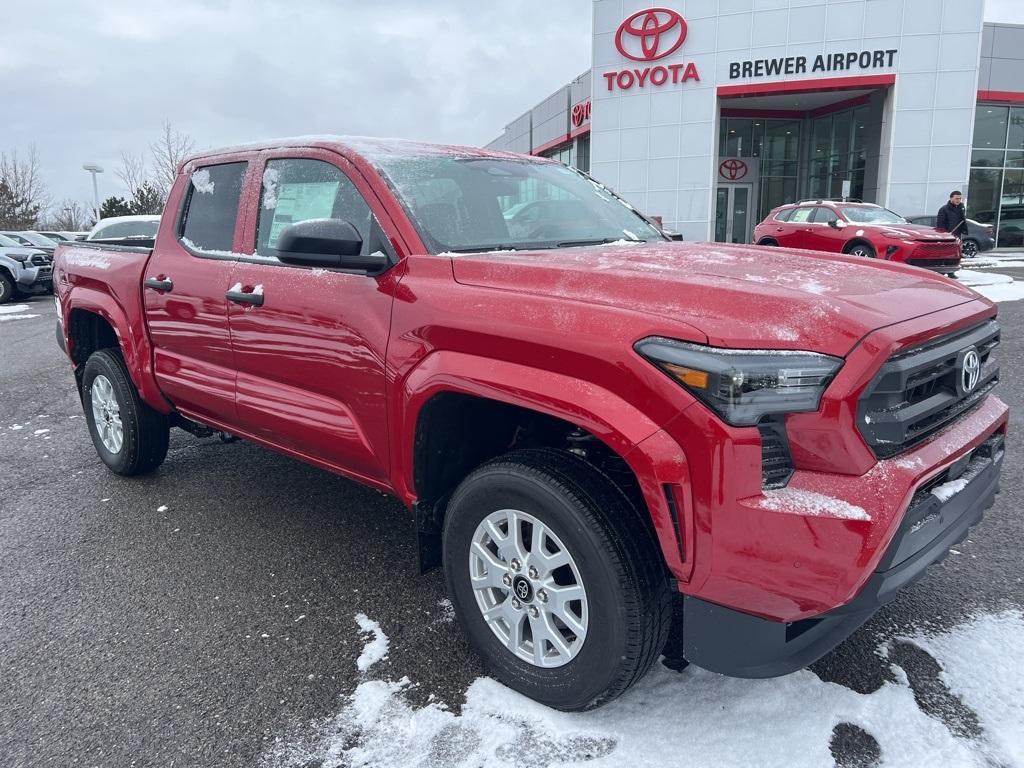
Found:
<box><xmin>604</xmin><ymin>7</ymin><xmax>700</xmax><ymax>92</ymax></box>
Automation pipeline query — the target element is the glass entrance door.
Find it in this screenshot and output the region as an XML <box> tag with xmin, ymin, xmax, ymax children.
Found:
<box><xmin>714</xmin><ymin>184</ymin><xmax>753</xmax><ymax>244</ymax></box>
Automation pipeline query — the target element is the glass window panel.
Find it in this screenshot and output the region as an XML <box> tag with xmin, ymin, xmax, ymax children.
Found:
<box><xmin>832</xmin><ymin>110</ymin><xmax>853</xmax><ymax>159</ymax></box>
<box><xmin>973</xmin><ymin>105</ymin><xmax>1009</xmax><ymax>149</ymax></box>
<box><xmin>751</xmin><ymin>121</ymin><xmax>765</xmax><ymax>158</ymax></box>
<box><xmin>998</xmin><ymin>169</ymin><xmax>1024</xmax><ymax>247</ymax></box>
<box><xmin>760</xmin><ymin>177</ymin><xmax>797</xmax><ymax>218</ymax></box>
<box><xmin>724</xmin><ymin>119</ymin><xmax>754</xmax><ymax>157</ymax></box>
<box><xmin>966</xmin><ymin>168</ymin><xmax>1003</xmax><ymax>227</ymax></box>
<box><xmin>851</xmin><ymin>106</ymin><xmax>869</xmax><ymax>156</ymax></box>
<box><xmin>715</xmin><ymin>188</ymin><xmax>729</xmax><ymax>242</ymax></box>
<box><xmin>971</xmin><ymin>149</ymin><xmax>1006</xmax><ymax>168</ymax></box>
<box><xmin>1008</xmin><ymin>108</ymin><xmax>1024</xmax><ymax>152</ymax></box>
<box><xmin>731</xmin><ymin>187</ymin><xmax>749</xmax><ymax>244</ymax></box>
<box><xmin>763</xmin><ymin>121</ymin><xmax>801</xmax><ymax>161</ymax></box>
<box><xmin>1006</xmin><ymin>151</ymin><xmax>1024</xmax><ymax>169</ymax></box>
<box><xmin>812</xmin><ymin>116</ymin><xmax>832</xmax><ymax>157</ymax></box>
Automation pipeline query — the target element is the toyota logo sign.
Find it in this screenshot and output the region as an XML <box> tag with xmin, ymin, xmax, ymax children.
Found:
<box><xmin>615</xmin><ymin>8</ymin><xmax>688</xmax><ymax>62</ymax></box>
<box><xmin>571</xmin><ymin>100</ymin><xmax>591</xmax><ymax>128</ymax></box>
<box><xmin>720</xmin><ymin>159</ymin><xmax>749</xmax><ymax>181</ymax></box>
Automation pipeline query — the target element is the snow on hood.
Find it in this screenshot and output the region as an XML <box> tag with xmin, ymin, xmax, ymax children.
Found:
<box><xmin>450</xmin><ymin>242</ymin><xmax>985</xmax><ymax>357</ymax></box>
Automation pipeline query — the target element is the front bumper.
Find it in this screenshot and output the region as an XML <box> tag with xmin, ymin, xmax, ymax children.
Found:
<box><xmin>681</xmin><ymin>430</ymin><xmax>1005</xmax><ymax>678</ymax></box>
<box><xmin>14</xmin><ymin>264</ymin><xmax>52</xmax><ymax>290</ymax></box>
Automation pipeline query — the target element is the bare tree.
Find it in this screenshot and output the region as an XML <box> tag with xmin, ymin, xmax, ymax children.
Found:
<box><xmin>150</xmin><ymin>120</ymin><xmax>194</xmax><ymax>197</ymax></box>
<box><xmin>116</xmin><ymin>151</ymin><xmax>148</xmax><ymax>199</ymax></box>
<box><xmin>0</xmin><ymin>144</ymin><xmax>50</xmax><ymax>225</ymax></box>
<box><xmin>50</xmin><ymin>199</ymin><xmax>90</xmax><ymax>231</ymax></box>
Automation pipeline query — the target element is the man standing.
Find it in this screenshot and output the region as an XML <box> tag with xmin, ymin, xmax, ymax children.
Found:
<box><xmin>937</xmin><ymin>190</ymin><xmax>969</xmax><ymax>243</ymax></box>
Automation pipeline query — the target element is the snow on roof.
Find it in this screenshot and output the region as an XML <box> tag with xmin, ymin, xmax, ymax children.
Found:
<box><xmin>184</xmin><ymin>134</ymin><xmax>540</xmax><ymax>167</ymax></box>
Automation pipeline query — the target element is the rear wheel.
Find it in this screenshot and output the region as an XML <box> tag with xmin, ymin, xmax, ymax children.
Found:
<box><xmin>443</xmin><ymin>448</ymin><xmax>672</xmax><ymax>711</ymax></box>
<box><xmin>0</xmin><ymin>272</ymin><xmax>15</xmax><ymax>305</ymax></box>
<box><xmin>961</xmin><ymin>239</ymin><xmax>979</xmax><ymax>258</ymax></box>
<box><xmin>845</xmin><ymin>242</ymin><xmax>876</xmax><ymax>259</ymax></box>
<box><xmin>82</xmin><ymin>349</ymin><xmax>170</xmax><ymax>476</ymax></box>
<box><xmin>757</xmin><ymin>238</ymin><xmax>779</xmax><ymax>247</ymax></box>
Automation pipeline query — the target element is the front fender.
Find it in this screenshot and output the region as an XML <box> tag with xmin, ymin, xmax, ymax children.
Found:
<box><xmin>395</xmin><ymin>350</ymin><xmax>696</xmax><ymax>583</ymax></box>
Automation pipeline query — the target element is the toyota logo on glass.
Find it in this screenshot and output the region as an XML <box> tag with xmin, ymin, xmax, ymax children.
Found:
<box><xmin>604</xmin><ymin>8</ymin><xmax>700</xmax><ymax>91</ymax></box>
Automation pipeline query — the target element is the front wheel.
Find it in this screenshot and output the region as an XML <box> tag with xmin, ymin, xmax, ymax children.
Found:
<box><xmin>845</xmin><ymin>242</ymin><xmax>876</xmax><ymax>259</ymax></box>
<box><xmin>961</xmin><ymin>239</ymin><xmax>979</xmax><ymax>258</ymax></box>
<box><xmin>82</xmin><ymin>349</ymin><xmax>170</xmax><ymax>476</ymax></box>
<box><xmin>0</xmin><ymin>272</ymin><xmax>15</xmax><ymax>305</ymax></box>
<box><xmin>443</xmin><ymin>448</ymin><xmax>672</xmax><ymax>711</ymax></box>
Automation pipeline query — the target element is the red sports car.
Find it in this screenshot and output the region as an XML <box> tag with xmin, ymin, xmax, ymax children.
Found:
<box><xmin>753</xmin><ymin>201</ymin><xmax>962</xmax><ymax>276</ymax></box>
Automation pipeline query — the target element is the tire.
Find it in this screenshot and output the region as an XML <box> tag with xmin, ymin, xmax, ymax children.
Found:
<box><xmin>442</xmin><ymin>448</ymin><xmax>672</xmax><ymax>711</ymax></box>
<box><xmin>0</xmin><ymin>272</ymin><xmax>14</xmax><ymax>305</ymax></box>
<box><xmin>757</xmin><ymin>238</ymin><xmax>779</xmax><ymax>247</ymax></box>
<box><xmin>845</xmin><ymin>242</ymin><xmax>876</xmax><ymax>259</ymax></box>
<box><xmin>82</xmin><ymin>348</ymin><xmax>170</xmax><ymax>476</ymax></box>
<box><xmin>961</xmin><ymin>239</ymin><xmax>979</xmax><ymax>258</ymax></box>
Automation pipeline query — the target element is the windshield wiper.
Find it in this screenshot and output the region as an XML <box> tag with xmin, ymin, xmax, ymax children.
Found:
<box><xmin>444</xmin><ymin>245</ymin><xmax>521</xmax><ymax>254</ymax></box>
<box><xmin>555</xmin><ymin>237</ymin><xmax>645</xmax><ymax>248</ymax></box>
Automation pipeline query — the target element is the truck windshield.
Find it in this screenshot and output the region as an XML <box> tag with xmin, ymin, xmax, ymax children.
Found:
<box><xmin>839</xmin><ymin>207</ymin><xmax>907</xmax><ymax>225</ymax></box>
<box><xmin>373</xmin><ymin>156</ymin><xmax>665</xmax><ymax>254</ymax></box>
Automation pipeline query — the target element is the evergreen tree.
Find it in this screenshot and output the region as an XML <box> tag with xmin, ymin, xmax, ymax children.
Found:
<box><xmin>99</xmin><ymin>196</ymin><xmax>132</xmax><ymax>219</ymax></box>
<box><xmin>128</xmin><ymin>182</ymin><xmax>164</xmax><ymax>215</ymax></box>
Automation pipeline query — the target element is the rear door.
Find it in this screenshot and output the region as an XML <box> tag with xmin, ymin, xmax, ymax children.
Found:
<box><xmin>226</xmin><ymin>150</ymin><xmax>401</xmax><ymax>484</ymax></box>
<box><xmin>777</xmin><ymin>206</ymin><xmax>813</xmax><ymax>247</ymax></box>
<box><xmin>143</xmin><ymin>159</ymin><xmax>250</xmax><ymax>424</ymax></box>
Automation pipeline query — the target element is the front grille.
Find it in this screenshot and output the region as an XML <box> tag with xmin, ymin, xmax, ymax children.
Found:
<box><xmin>911</xmin><ymin>242</ymin><xmax>959</xmax><ymax>259</ymax></box>
<box><xmin>858</xmin><ymin>321</ymin><xmax>1000</xmax><ymax>458</ymax></box>
<box><xmin>907</xmin><ymin>257</ymin><xmax>960</xmax><ymax>268</ymax></box>
<box><xmin>759</xmin><ymin>420</ymin><xmax>794</xmax><ymax>489</ymax></box>
<box><xmin>30</xmin><ymin>253</ymin><xmax>51</xmax><ymax>266</ymax></box>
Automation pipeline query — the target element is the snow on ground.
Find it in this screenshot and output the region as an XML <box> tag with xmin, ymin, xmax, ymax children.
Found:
<box><xmin>355</xmin><ymin>614</ymin><xmax>389</xmax><ymax>673</ymax></box>
<box><xmin>958</xmin><ymin>268</ymin><xmax>1024</xmax><ymax>303</ymax></box>
<box><xmin>262</xmin><ymin>611</ymin><xmax>1024</xmax><ymax>768</ymax></box>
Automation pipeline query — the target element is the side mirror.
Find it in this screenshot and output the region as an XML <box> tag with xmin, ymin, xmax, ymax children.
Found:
<box><xmin>276</xmin><ymin>218</ymin><xmax>388</xmax><ymax>273</ymax></box>
<box><xmin>829</xmin><ymin>219</ymin><xmax>846</xmax><ymax>230</ymax></box>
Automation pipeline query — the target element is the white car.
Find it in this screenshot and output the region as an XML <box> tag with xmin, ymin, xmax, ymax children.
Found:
<box><xmin>87</xmin><ymin>215</ymin><xmax>161</xmax><ymax>242</ymax></box>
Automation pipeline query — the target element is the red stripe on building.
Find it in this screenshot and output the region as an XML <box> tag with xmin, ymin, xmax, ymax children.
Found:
<box><xmin>717</xmin><ymin>74</ymin><xmax>896</xmax><ymax>98</ymax></box>
<box><xmin>977</xmin><ymin>90</ymin><xmax>1024</xmax><ymax>104</ymax></box>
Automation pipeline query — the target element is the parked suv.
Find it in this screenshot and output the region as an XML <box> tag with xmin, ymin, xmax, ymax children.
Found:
<box><xmin>0</xmin><ymin>233</ymin><xmax>52</xmax><ymax>303</ymax></box>
<box><xmin>754</xmin><ymin>201</ymin><xmax>961</xmax><ymax>276</ymax></box>
<box><xmin>905</xmin><ymin>215</ymin><xmax>995</xmax><ymax>258</ymax></box>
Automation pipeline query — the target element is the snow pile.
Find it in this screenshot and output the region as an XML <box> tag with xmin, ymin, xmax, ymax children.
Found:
<box><xmin>191</xmin><ymin>169</ymin><xmax>215</xmax><ymax>194</ymax></box>
<box><xmin>957</xmin><ymin>269</ymin><xmax>1024</xmax><ymax>303</ymax></box>
<box><xmin>756</xmin><ymin>487</ymin><xmax>871</xmax><ymax>520</ymax></box>
<box><xmin>262</xmin><ymin>611</ymin><xmax>1024</xmax><ymax>768</ymax></box>
<box><xmin>355</xmin><ymin>613</ymin><xmax>389</xmax><ymax>673</ymax></box>
<box><xmin>0</xmin><ymin>304</ymin><xmax>31</xmax><ymax>315</ymax></box>
<box><xmin>58</xmin><ymin>249</ymin><xmax>111</xmax><ymax>270</ymax></box>
<box><xmin>262</xmin><ymin>167</ymin><xmax>280</xmax><ymax>210</ymax></box>
<box><xmin>0</xmin><ymin>313</ymin><xmax>40</xmax><ymax>323</ymax></box>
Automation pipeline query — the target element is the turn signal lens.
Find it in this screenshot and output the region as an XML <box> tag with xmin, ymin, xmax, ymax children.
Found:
<box><xmin>663</xmin><ymin>363</ymin><xmax>709</xmax><ymax>390</ymax></box>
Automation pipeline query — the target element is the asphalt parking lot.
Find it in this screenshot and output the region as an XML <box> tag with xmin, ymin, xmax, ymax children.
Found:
<box><xmin>1</xmin><ymin>264</ymin><xmax>1022</xmax><ymax>767</ymax></box>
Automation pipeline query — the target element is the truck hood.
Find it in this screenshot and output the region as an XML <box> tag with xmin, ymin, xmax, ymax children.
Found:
<box><xmin>450</xmin><ymin>242</ymin><xmax>986</xmax><ymax>357</ymax></box>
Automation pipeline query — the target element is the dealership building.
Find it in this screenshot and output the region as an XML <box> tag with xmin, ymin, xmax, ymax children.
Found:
<box><xmin>485</xmin><ymin>1</ymin><xmax>1024</xmax><ymax>246</ymax></box>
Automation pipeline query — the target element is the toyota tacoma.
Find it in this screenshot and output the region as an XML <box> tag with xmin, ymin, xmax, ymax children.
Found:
<box><xmin>54</xmin><ymin>137</ymin><xmax>1007</xmax><ymax>711</ymax></box>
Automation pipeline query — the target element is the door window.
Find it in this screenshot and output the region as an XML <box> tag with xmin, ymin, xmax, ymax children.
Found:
<box><xmin>789</xmin><ymin>207</ymin><xmax>814</xmax><ymax>223</ymax></box>
<box><xmin>812</xmin><ymin>207</ymin><xmax>839</xmax><ymax>225</ymax></box>
<box><xmin>256</xmin><ymin>158</ymin><xmax>374</xmax><ymax>258</ymax></box>
<box><xmin>179</xmin><ymin>162</ymin><xmax>247</xmax><ymax>253</ymax></box>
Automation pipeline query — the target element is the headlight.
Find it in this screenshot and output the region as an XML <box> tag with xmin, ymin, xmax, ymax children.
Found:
<box><xmin>636</xmin><ymin>338</ymin><xmax>843</xmax><ymax>426</ymax></box>
<box><xmin>8</xmin><ymin>252</ymin><xmax>29</xmax><ymax>262</ymax></box>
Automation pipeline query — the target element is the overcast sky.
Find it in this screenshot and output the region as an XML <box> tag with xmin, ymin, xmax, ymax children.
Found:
<box><xmin>2</xmin><ymin>0</ymin><xmax>1021</xmax><ymax>210</ymax></box>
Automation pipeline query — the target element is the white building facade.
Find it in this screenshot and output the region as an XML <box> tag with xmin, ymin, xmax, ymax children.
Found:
<box><xmin>485</xmin><ymin>1</ymin><xmax>1024</xmax><ymax>246</ymax></box>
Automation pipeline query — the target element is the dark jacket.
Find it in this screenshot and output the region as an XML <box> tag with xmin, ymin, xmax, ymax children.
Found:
<box><xmin>937</xmin><ymin>201</ymin><xmax>968</xmax><ymax>237</ymax></box>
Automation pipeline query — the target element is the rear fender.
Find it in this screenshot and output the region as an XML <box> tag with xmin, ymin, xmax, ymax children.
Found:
<box><xmin>396</xmin><ymin>350</ymin><xmax>695</xmax><ymax>582</ymax></box>
<box><xmin>65</xmin><ymin>286</ymin><xmax>171</xmax><ymax>414</ymax></box>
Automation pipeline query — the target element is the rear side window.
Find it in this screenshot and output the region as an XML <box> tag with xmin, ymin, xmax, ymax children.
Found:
<box><xmin>179</xmin><ymin>162</ymin><xmax>247</xmax><ymax>253</ymax></box>
<box><xmin>774</xmin><ymin>209</ymin><xmax>794</xmax><ymax>222</ymax></box>
<box><xmin>812</xmin><ymin>207</ymin><xmax>839</xmax><ymax>224</ymax></box>
<box><xmin>789</xmin><ymin>207</ymin><xmax>814</xmax><ymax>223</ymax></box>
<box><xmin>256</xmin><ymin>158</ymin><xmax>374</xmax><ymax>258</ymax></box>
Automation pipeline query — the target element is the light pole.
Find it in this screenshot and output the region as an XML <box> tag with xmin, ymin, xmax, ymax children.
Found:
<box><xmin>82</xmin><ymin>163</ymin><xmax>104</xmax><ymax>223</ymax></box>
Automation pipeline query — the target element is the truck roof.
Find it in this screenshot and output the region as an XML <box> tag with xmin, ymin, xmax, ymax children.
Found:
<box><xmin>183</xmin><ymin>135</ymin><xmax>537</xmax><ymax>168</ymax></box>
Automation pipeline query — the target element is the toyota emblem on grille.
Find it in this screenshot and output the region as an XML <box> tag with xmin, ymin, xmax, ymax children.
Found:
<box><xmin>959</xmin><ymin>348</ymin><xmax>981</xmax><ymax>395</ymax></box>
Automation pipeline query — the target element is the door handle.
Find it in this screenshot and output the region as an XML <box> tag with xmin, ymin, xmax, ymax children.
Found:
<box><xmin>226</xmin><ymin>283</ymin><xmax>264</xmax><ymax>307</ymax></box>
<box><xmin>144</xmin><ymin>276</ymin><xmax>173</xmax><ymax>292</ymax></box>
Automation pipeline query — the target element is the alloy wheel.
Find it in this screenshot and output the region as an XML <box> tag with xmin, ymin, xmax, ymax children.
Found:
<box><xmin>90</xmin><ymin>374</ymin><xmax>124</xmax><ymax>454</ymax></box>
<box><xmin>469</xmin><ymin>508</ymin><xmax>588</xmax><ymax>668</ymax></box>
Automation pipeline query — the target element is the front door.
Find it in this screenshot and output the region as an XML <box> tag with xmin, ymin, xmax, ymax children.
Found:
<box><xmin>714</xmin><ymin>184</ymin><xmax>754</xmax><ymax>244</ymax></box>
<box><xmin>226</xmin><ymin>151</ymin><xmax>398</xmax><ymax>485</ymax></box>
<box><xmin>143</xmin><ymin>159</ymin><xmax>249</xmax><ymax>424</ymax></box>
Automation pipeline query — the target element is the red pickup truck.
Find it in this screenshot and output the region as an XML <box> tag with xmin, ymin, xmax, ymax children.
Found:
<box><xmin>54</xmin><ymin>137</ymin><xmax>1007</xmax><ymax>711</ymax></box>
